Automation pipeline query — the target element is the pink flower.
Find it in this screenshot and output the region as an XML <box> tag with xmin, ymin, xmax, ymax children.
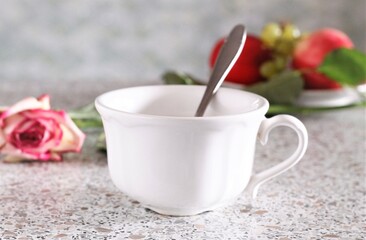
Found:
<box><xmin>0</xmin><ymin>95</ymin><xmax>85</xmax><ymax>162</ymax></box>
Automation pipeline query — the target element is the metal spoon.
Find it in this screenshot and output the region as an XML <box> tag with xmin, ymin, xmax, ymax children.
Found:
<box><xmin>195</xmin><ymin>24</ymin><xmax>247</xmax><ymax>117</ymax></box>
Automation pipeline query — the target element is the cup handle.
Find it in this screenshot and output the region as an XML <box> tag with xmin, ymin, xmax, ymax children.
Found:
<box><xmin>245</xmin><ymin>114</ymin><xmax>308</xmax><ymax>199</ymax></box>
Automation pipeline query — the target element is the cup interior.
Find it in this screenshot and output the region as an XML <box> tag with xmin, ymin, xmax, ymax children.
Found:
<box><xmin>96</xmin><ymin>85</ymin><xmax>268</xmax><ymax>118</ymax></box>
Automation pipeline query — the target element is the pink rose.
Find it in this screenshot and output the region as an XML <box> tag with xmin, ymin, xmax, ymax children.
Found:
<box><xmin>0</xmin><ymin>95</ymin><xmax>85</xmax><ymax>162</ymax></box>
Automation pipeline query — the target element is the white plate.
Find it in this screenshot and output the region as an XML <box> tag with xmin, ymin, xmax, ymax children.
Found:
<box><xmin>207</xmin><ymin>80</ymin><xmax>364</xmax><ymax>108</ymax></box>
<box><xmin>295</xmin><ymin>87</ymin><xmax>363</xmax><ymax>107</ymax></box>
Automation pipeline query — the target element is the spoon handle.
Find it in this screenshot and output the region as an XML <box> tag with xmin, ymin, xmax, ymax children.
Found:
<box><xmin>195</xmin><ymin>24</ymin><xmax>247</xmax><ymax>117</ymax></box>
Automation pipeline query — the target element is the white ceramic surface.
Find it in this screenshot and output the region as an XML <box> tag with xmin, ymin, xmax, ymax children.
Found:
<box><xmin>295</xmin><ymin>87</ymin><xmax>362</xmax><ymax>107</ymax></box>
<box><xmin>221</xmin><ymin>81</ymin><xmax>363</xmax><ymax>108</ymax></box>
<box><xmin>95</xmin><ymin>85</ymin><xmax>308</xmax><ymax>216</ymax></box>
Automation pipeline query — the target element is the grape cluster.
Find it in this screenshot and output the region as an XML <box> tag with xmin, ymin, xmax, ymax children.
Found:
<box><xmin>259</xmin><ymin>22</ymin><xmax>303</xmax><ymax>78</ymax></box>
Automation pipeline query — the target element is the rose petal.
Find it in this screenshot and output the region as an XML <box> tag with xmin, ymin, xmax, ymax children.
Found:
<box><xmin>20</xmin><ymin>112</ymin><xmax>64</xmax><ymax>152</ymax></box>
<box><xmin>56</xmin><ymin>123</ymin><xmax>85</xmax><ymax>152</ymax></box>
<box><xmin>0</xmin><ymin>130</ymin><xmax>6</xmax><ymax>149</ymax></box>
<box><xmin>37</xmin><ymin>117</ymin><xmax>63</xmax><ymax>145</ymax></box>
<box><xmin>49</xmin><ymin>152</ymin><xmax>62</xmax><ymax>161</ymax></box>
<box><xmin>10</xmin><ymin>118</ymin><xmax>36</xmax><ymax>133</ymax></box>
<box><xmin>5</xmin><ymin>118</ymin><xmax>50</xmax><ymax>153</ymax></box>
<box><xmin>56</xmin><ymin>113</ymin><xmax>85</xmax><ymax>152</ymax></box>
<box><xmin>2</xmin><ymin>114</ymin><xmax>26</xmax><ymax>136</ymax></box>
<box><xmin>3</xmin><ymin>154</ymin><xmax>27</xmax><ymax>163</ymax></box>
<box><xmin>37</xmin><ymin>95</ymin><xmax>51</xmax><ymax>109</ymax></box>
<box><xmin>0</xmin><ymin>96</ymin><xmax>51</xmax><ymax>126</ymax></box>
<box><xmin>21</xmin><ymin>122</ymin><xmax>61</xmax><ymax>154</ymax></box>
<box><xmin>52</xmin><ymin>124</ymin><xmax>80</xmax><ymax>152</ymax></box>
<box><xmin>0</xmin><ymin>142</ymin><xmax>25</xmax><ymax>156</ymax></box>
<box><xmin>1</xmin><ymin>143</ymin><xmax>61</xmax><ymax>161</ymax></box>
<box><xmin>22</xmin><ymin>110</ymin><xmax>85</xmax><ymax>152</ymax></box>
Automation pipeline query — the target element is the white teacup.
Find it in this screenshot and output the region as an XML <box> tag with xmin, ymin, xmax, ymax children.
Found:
<box><xmin>95</xmin><ymin>85</ymin><xmax>308</xmax><ymax>216</ymax></box>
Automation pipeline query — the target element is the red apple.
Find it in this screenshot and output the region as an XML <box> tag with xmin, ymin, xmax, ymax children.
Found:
<box><xmin>292</xmin><ymin>28</ymin><xmax>354</xmax><ymax>89</ymax></box>
<box><xmin>209</xmin><ymin>34</ymin><xmax>272</xmax><ymax>85</ymax></box>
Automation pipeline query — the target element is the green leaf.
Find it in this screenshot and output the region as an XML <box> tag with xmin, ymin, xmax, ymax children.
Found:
<box><xmin>245</xmin><ymin>70</ymin><xmax>304</xmax><ymax>105</ymax></box>
<box><xmin>162</xmin><ymin>71</ymin><xmax>202</xmax><ymax>85</ymax></box>
<box><xmin>317</xmin><ymin>48</ymin><xmax>366</xmax><ymax>86</ymax></box>
<box><xmin>96</xmin><ymin>132</ymin><xmax>107</xmax><ymax>152</ymax></box>
<box><xmin>72</xmin><ymin>118</ymin><xmax>103</xmax><ymax>129</ymax></box>
<box><xmin>69</xmin><ymin>103</ymin><xmax>103</xmax><ymax>129</ymax></box>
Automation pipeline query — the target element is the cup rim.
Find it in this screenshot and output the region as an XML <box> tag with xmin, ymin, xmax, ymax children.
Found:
<box><xmin>95</xmin><ymin>85</ymin><xmax>269</xmax><ymax>120</ymax></box>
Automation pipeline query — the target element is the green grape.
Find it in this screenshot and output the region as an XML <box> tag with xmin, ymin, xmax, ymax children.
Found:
<box><xmin>281</xmin><ymin>23</ymin><xmax>301</xmax><ymax>41</ymax></box>
<box><xmin>261</xmin><ymin>22</ymin><xmax>282</xmax><ymax>47</ymax></box>
<box><xmin>273</xmin><ymin>56</ymin><xmax>287</xmax><ymax>70</ymax></box>
<box><xmin>260</xmin><ymin>61</ymin><xmax>278</xmax><ymax>78</ymax></box>
<box><xmin>275</xmin><ymin>40</ymin><xmax>295</xmax><ymax>55</ymax></box>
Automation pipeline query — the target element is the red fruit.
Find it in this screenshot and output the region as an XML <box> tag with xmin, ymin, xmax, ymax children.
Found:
<box><xmin>292</xmin><ymin>28</ymin><xmax>354</xmax><ymax>90</ymax></box>
<box><xmin>209</xmin><ymin>34</ymin><xmax>272</xmax><ymax>85</ymax></box>
<box><xmin>303</xmin><ymin>71</ymin><xmax>342</xmax><ymax>90</ymax></box>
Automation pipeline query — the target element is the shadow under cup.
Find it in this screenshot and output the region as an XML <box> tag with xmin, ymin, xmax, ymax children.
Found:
<box><xmin>95</xmin><ymin>85</ymin><xmax>270</xmax><ymax>216</ymax></box>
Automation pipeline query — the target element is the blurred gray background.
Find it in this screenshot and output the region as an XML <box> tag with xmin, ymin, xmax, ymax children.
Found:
<box><xmin>0</xmin><ymin>0</ymin><xmax>365</xmax><ymax>84</ymax></box>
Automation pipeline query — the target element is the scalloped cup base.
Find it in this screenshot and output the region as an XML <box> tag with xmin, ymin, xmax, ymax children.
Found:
<box><xmin>144</xmin><ymin>201</ymin><xmax>233</xmax><ymax>216</ymax></box>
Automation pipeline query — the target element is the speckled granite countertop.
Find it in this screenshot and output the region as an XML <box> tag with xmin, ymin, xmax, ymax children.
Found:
<box><xmin>0</xmin><ymin>80</ymin><xmax>365</xmax><ymax>239</ymax></box>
